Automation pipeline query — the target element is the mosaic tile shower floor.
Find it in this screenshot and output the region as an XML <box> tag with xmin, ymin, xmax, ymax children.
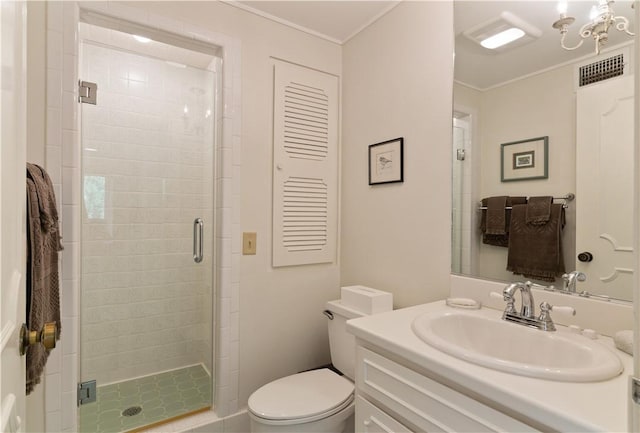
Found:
<box><xmin>79</xmin><ymin>364</ymin><xmax>212</xmax><ymax>433</ymax></box>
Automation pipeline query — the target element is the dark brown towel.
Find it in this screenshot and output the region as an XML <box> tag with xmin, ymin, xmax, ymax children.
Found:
<box><xmin>485</xmin><ymin>196</ymin><xmax>507</xmax><ymax>235</ymax></box>
<box><xmin>507</xmin><ymin>203</ymin><xmax>565</xmax><ymax>282</ymax></box>
<box><xmin>480</xmin><ymin>196</ymin><xmax>527</xmax><ymax>247</ymax></box>
<box><xmin>26</xmin><ymin>163</ymin><xmax>63</xmax><ymax>395</ymax></box>
<box><xmin>526</xmin><ymin>196</ymin><xmax>553</xmax><ymax>225</ymax></box>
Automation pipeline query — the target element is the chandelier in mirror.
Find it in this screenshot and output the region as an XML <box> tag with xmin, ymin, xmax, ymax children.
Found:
<box><xmin>552</xmin><ymin>0</ymin><xmax>634</xmax><ymax>55</ymax></box>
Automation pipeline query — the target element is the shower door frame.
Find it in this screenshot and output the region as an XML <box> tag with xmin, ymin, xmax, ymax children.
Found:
<box><xmin>43</xmin><ymin>3</ymin><xmax>242</xmax><ymax>431</ymax></box>
<box><xmin>79</xmin><ymin>30</ymin><xmax>218</xmax><ymax>429</ymax></box>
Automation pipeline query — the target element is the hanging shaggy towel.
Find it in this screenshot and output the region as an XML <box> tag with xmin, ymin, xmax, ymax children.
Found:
<box><xmin>480</xmin><ymin>196</ymin><xmax>527</xmax><ymax>247</ymax></box>
<box><xmin>484</xmin><ymin>196</ymin><xmax>508</xmax><ymax>235</ymax></box>
<box><xmin>507</xmin><ymin>203</ymin><xmax>565</xmax><ymax>282</ymax></box>
<box><xmin>525</xmin><ymin>196</ymin><xmax>553</xmax><ymax>225</ymax></box>
<box><xmin>26</xmin><ymin>163</ymin><xmax>63</xmax><ymax>395</ymax></box>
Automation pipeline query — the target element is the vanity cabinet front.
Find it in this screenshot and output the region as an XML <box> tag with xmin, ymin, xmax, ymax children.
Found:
<box><xmin>355</xmin><ymin>346</ymin><xmax>539</xmax><ymax>433</ymax></box>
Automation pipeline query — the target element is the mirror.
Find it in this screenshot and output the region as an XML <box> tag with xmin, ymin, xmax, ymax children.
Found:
<box><xmin>452</xmin><ymin>0</ymin><xmax>635</xmax><ymax>301</ymax></box>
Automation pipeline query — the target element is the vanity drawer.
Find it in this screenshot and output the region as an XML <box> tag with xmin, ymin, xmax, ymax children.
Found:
<box><xmin>356</xmin><ymin>347</ymin><xmax>539</xmax><ymax>433</ymax></box>
<box><xmin>356</xmin><ymin>395</ymin><xmax>413</xmax><ymax>433</ymax></box>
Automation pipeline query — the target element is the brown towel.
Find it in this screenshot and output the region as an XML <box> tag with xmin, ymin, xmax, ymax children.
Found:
<box><xmin>480</xmin><ymin>196</ymin><xmax>527</xmax><ymax>247</ymax></box>
<box><xmin>485</xmin><ymin>196</ymin><xmax>507</xmax><ymax>235</ymax></box>
<box><xmin>526</xmin><ymin>196</ymin><xmax>553</xmax><ymax>225</ymax></box>
<box><xmin>507</xmin><ymin>203</ymin><xmax>565</xmax><ymax>282</ymax></box>
<box><xmin>26</xmin><ymin>163</ymin><xmax>63</xmax><ymax>395</ymax></box>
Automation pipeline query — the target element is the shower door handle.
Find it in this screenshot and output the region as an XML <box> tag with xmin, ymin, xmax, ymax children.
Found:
<box><xmin>193</xmin><ymin>218</ymin><xmax>203</xmax><ymax>263</ymax></box>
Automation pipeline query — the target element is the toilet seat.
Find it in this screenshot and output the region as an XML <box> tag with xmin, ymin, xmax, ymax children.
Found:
<box><xmin>248</xmin><ymin>369</ymin><xmax>354</xmax><ymax>425</ymax></box>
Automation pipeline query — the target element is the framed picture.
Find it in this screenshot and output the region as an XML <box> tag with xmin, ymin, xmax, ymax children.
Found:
<box><xmin>368</xmin><ymin>137</ymin><xmax>404</xmax><ymax>185</ymax></box>
<box><xmin>501</xmin><ymin>136</ymin><xmax>548</xmax><ymax>182</ymax></box>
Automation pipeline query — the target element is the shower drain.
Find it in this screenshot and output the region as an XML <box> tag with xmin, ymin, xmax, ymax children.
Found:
<box><xmin>121</xmin><ymin>406</ymin><xmax>142</xmax><ymax>417</ymax></box>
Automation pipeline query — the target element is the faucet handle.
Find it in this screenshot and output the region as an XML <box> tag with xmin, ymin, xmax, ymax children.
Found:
<box><xmin>490</xmin><ymin>291</ymin><xmax>516</xmax><ymax>314</ymax></box>
<box><xmin>538</xmin><ymin>301</ymin><xmax>576</xmax><ymax>320</ymax></box>
<box><xmin>538</xmin><ymin>301</ymin><xmax>575</xmax><ymax>331</ymax></box>
<box><xmin>489</xmin><ymin>291</ymin><xmax>504</xmax><ymax>301</ymax></box>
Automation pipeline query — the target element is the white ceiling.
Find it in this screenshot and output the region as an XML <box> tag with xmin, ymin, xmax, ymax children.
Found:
<box><xmin>454</xmin><ymin>1</ymin><xmax>635</xmax><ymax>89</ymax></box>
<box><xmin>230</xmin><ymin>0</ymin><xmax>635</xmax><ymax>90</ymax></box>
<box><xmin>233</xmin><ymin>1</ymin><xmax>399</xmax><ymax>43</ymax></box>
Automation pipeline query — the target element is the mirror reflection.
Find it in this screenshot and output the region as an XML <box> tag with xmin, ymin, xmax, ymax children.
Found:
<box><xmin>452</xmin><ymin>0</ymin><xmax>635</xmax><ymax>301</ymax></box>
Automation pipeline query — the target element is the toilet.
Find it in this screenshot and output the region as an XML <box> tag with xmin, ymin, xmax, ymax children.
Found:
<box><xmin>248</xmin><ymin>298</ymin><xmax>387</xmax><ymax>433</ymax></box>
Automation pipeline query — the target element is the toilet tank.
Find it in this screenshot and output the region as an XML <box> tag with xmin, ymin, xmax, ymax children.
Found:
<box><xmin>325</xmin><ymin>300</ymin><xmax>367</xmax><ymax>381</ymax></box>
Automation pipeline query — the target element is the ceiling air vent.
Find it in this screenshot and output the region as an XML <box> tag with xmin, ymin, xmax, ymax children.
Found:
<box><xmin>578</xmin><ymin>53</ymin><xmax>625</xmax><ymax>87</ymax></box>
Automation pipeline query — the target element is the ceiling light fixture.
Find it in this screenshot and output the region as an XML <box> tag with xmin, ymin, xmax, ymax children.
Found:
<box><xmin>480</xmin><ymin>28</ymin><xmax>526</xmax><ymax>49</ymax></box>
<box><xmin>132</xmin><ymin>35</ymin><xmax>151</xmax><ymax>43</ymax></box>
<box><xmin>552</xmin><ymin>0</ymin><xmax>634</xmax><ymax>55</ymax></box>
<box><xmin>463</xmin><ymin>12</ymin><xmax>541</xmax><ymax>53</ymax></box>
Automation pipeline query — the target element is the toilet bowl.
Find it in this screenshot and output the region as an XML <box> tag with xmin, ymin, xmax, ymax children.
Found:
<box><xmin>248</xmin><ymin>298</ymin><xmax>389</xmax><ymax>433</ymax></box>
<box><xmin>248</xmin><ymin>368</ymin><xmax>354</xmax><ymax>433</ymax></box>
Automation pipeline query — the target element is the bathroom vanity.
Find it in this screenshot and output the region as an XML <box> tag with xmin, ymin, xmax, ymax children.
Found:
<box><xmin>346</xmin><ymin>301</ymin><xmax>631</xmax><ymax>432</ymax></box>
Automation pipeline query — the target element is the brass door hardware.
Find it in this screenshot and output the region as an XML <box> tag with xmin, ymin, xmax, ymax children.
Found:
<box><xmin>19</xmin><ymin>322</ymin><xmax>57</xmax><ymax>356</ymax></box>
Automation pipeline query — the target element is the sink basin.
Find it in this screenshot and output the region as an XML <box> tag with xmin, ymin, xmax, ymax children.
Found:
<box><xmin>412</xmin><ymin>309</ymin><xmax>623</xmax><ymax>382</ymax></box>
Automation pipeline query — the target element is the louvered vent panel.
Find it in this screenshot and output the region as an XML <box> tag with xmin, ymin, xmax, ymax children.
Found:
<box><xmin>284</xmin><ymin>82</ymin><xmax>329</xmax><ymax>161</ymax></box>
<box><xmin>273</xmin><ymin>61</ymin><xmax>337</xmax><ymax>267</ymax></box>
<box><xmin>282</xmin><ymin>177</ymin><xmax>327</xmax><ymax>252</ymax></box>
<box><xmin>579</xmin><ymin>54</ymin><xmax>625</xmax><ymax>87</ymax></box>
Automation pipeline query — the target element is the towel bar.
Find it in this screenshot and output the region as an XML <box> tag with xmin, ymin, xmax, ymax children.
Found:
<box><xmin>478</xmin><ymin>193</ymin><xmax>575</xmax><ymax>210</ymax></box>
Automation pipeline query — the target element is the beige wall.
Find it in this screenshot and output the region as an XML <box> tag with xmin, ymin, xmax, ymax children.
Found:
<box><xmin>454</xmin><ymin>64</ymin><xmax>576</xmax><ymax>284</ymax></box>
<box><xmin>121</xmin><ymin>1</ymin><xmax>343</xmax><ymax>406</ymax></box>
<box><xmin>340</xmin><ymin>1</ymin><xmax>454</xmax><ymax>308</ymax></box>
<box><xmin>25</xmin><ymin>2</ymin><xmax>47</xmax><ymax>432</ymax></box>
<box><xmin>26</xmin><ymin>1</ymin><xmax>46</xmax><ymax>166</ymax></box>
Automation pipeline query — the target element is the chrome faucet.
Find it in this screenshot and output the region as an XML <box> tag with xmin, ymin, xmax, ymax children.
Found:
<box><xmin>503</xmin><ymin>281</ymin><xmax>535</xmax><ymax>318</ymax></box>
<box><xmin>562</xmin><ymin>271</ymin><xmax>586</xmax><ymax>292</ymax></box>
<box><xmin>499</xmin><ymin>281</ymin><xmax>559</xmax><ymax>331</ymax></box>
<box><xmin>495</xmin><ymin>281</ymin><xmax>576</xmax><ymax>331</ymax></box>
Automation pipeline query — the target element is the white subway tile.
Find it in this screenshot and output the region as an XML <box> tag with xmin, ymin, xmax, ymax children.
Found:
<box><xmin>230</xmin><ymin>282</ymin><xmax>240</xmax><ymax>313</ymax></box>
<box><xmin>45</xmin><ymin>346</ymin><xmax>62</xmax><ymax>375</ymax></box>
<box><xmin>221</xmin><ymin>118</ymin><xmax>233</xmax><ymax>149</ymax></box>
<box><xmin>229</xmin><ymin>312</ymin><xmax>239</xmax><ymax>342</ymax></box>
<box><xmin>46</xmin><ymin>108</ymin><xmax>62</xmax><ymax>147</ymax></box>
<box><xmin>62</xmin><ymin>91</ymin><xmax>78</xmax><ymax>131</ymax></box>
<box><xmin>61</xmin><ymin>241</ymin><xmax>79</xmax><ymax>285</ymax></box>
<box><xmin>232</xmin><ymin>135</ymin><xmax>241</xmax><ymax>166</ymax></box>
<box><xmin>45</xmin><ymin>145</ymin><xmax>62</xmax><ymax>184</ymax></box>
<box><xmin>46</xmin><ymin>1</ymin><xmax>63</xmax><ymax>32</ymax></box>
<box><xmin>45</xmin><ymin>373</ymin><xmax>61</xmax><ymax>412</ymax></box>
<box><xmin>62</xmin><ymin>316</ymin><xmax>78</xmax><ymax>355</ymax></box>
<box><xmin>45</xmin><ymin>409</ymin><xmax>62</xmax><ymax>433</ymax></box>
<box><xmin>62</xmin><ymin>54</ymin><xmax>78</xmax><ymax>94</ymax></box>
<box><xmin>47</xmin><ymin>67</ymin><xmax>63</xmax><ymax>109</ymax></box>
<box><xmin>61</xmin><ymin>391</ymin><xmax>77</xmax><ymax>430</ymax></box>
<box><xmin>62</xmin><ymin>167</ymin><xmax>80</xmax><ymax>205</ymax></box>
<box><xmin>107</xmin><ymin>3</ymin><xmax>150</xmax><ymax>26</ymax></box>
<box><xmin>62</xmin><ymin>129</ymin><xmax>80</xmax><ymax>168</ymax></box>
<box><xmin>61</xmin><ymin>277</ymin><xmax>79</xmax><ymax>319</ymax></box>
<box><xmin>61</xmin><ymin>354</ymin><xmax>78</xmax><ymax>392</ymax></box>
<box><xmin>47</xmin><ymin>30</ymin><xmax>63</xmax><ymax>71</ymax></box>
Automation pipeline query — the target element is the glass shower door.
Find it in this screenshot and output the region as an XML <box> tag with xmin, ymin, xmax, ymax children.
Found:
<box><xmin>78</xmin><ymin>24</ymin><xmax>217</xmax><ymax>433</ymax></box>
<box><xmin>452</xmin><ymin>112</ymin><xmax>472</xmax><ymax>275</ymax></box>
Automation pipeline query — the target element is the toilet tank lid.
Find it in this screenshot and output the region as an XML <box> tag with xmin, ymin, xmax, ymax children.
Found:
<box><xmin>248</xmin><ymin>369</ymin><xmax>353</xmax><ymax>421</ymax></box>
<box><xmin>325</xmin><ymin>300</ymin><xmax>365</xmax><ymax>319</ymax></box>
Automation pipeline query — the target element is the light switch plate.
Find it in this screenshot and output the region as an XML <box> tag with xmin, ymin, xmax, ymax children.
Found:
<box><xmin>243</xmin><ymin>232</ymin><xmax>257</xmax><ymax>255</ymax></box>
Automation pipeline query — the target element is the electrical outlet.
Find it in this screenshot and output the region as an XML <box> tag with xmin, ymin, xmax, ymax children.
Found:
<box><xmin>243</xmin><ymin>232</ymin><xmax>257</xmax><ymax>255</ymax></box>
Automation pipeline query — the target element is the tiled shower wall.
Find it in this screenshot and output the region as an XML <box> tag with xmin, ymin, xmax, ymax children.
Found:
<box><xmin>45</xmin><ymin>2</ymin><xmax>242</xmax><ymax>431</ymax></box>
<box><xmin>451</xmin><ymin>117</ymin><xmax>472</xmax><ymax>275</ymax></box>
<box><xmin>79</xmin><ymin>41</ymin><xmax>216</xmax><ymax>385</ymax></box>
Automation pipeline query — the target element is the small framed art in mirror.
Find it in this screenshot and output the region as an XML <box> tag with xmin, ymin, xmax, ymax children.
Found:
<box><xmin>500</xmin><ymin>136</ymin><xmax>548</xmax><ymax>182</ymax></box>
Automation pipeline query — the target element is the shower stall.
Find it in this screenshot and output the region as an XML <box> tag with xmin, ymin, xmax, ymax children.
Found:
<box><xmin>77</xmin><ymin>18</ymin><xmax>219</xmax><ymax>433</ymax></box>
<box><xmin>452</xmin><ymin>111</ymin><xmax>473</xmax><ymax>275</ymax></box>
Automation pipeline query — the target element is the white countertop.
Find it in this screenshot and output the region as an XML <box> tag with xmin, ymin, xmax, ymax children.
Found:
<box><xmin>346</xmin><ymin>300</ymin><xmax>632</xmax><ymax>432</ymax></box>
